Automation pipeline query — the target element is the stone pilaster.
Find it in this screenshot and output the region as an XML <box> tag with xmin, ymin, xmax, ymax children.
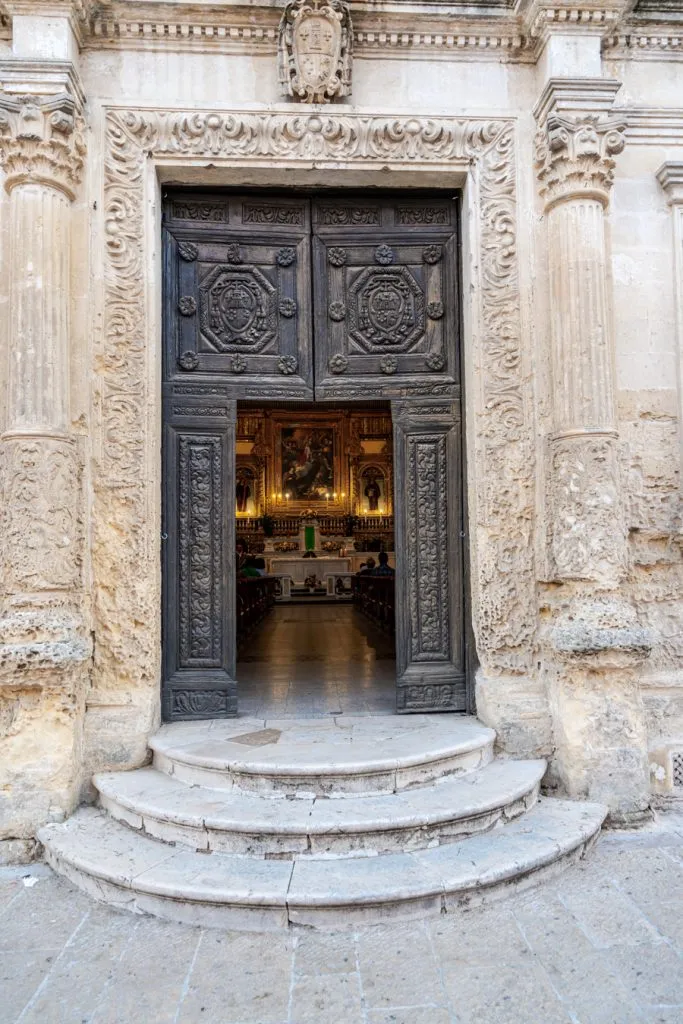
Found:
<box><xmin>536</xmin><ymin>110</ymin><xmax>628</xmax><ymax>583</ymax></box>
<box><xmin>0</xmin><ymin>81</ymin><xmax>90</xmax><ymax>850</ymax></box>
<box><xmin>656</xmin><ymin>163</ymin><xmax>683</xmax><ymax>517</ymax></box>
<box><xmin>535</xmin><ymin>86</ymin><xmax>651</xmax><ymax>822</ymax></box>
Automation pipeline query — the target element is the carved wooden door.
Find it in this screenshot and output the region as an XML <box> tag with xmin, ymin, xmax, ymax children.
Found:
<box><xmin>162</xmin><ymin>191</ymin><xmax>465</xmax><ymax>720</ymax></box>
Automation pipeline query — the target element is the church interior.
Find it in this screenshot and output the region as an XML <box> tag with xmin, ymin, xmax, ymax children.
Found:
<box><xmin>235</xmin><ymin>402</ymin><xmax>397</xmax><ymax>714</ymax></box>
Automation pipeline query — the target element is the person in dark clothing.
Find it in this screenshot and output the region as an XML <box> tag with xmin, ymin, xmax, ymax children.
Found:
<box><xmin>240</xmin><ymin>556</ymin><xmax>264</xmax><ymax>578</ymax></box>
<box><xmin>357</xmin><ymin>557</ymin><xmax>376</xmax><ymax>576</ymax></box>
<box><xmin>373</xmin><ymin>551</ymin><xmax>395</xmax><ymax>575</ymax></box>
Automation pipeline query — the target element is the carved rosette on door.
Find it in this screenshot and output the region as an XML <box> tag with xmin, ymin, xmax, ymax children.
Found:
<box><xmin>313</xmin><ymin>197</ymin><xmax>459</xmax><ymax>399</ymax></box>
<box><xmin>163</xmin><ymin>195</ymin><xmax>313</xmax><ymax>399</ymax></box>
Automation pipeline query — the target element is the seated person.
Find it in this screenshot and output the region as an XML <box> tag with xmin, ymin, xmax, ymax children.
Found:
<box><xmin>357</xmin><ymin>557</ymin><xmax>376</xmax><ymax>576</ymax></box>
<box><xmin>372</xmin><ymin>551</ymin><xmax>395</xmax><ymax>575</ymax></box>
<box><xmin>235</xmin><ymin>539</ymin><xmax>248</xmax><ymax>572</ymax></box>
<box><xmin>240</xmin><ymin>555</ymin><xmax>264</xmax><ymax>578</ymax></box>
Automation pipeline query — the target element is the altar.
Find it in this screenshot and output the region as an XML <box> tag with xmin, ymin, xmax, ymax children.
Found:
<box><xmin>266</xmin><ymin>556</ymin><xmax>351</xmax><ymax>583</ymax></box>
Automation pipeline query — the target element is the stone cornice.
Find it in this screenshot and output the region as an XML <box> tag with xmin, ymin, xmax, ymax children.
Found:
<box><xmin>657</xmin><ymin>161</ymin><xmax>683</xmax><ymax>203</ymax></box>
<box><xmin>535</xmin><ymin>111</ymin><xmax>626</xmax><ymax>209</ymax></box>
<box><xmin>2</xmin><ymin>0</ymin><xmax>91</xmax><ymax>45</ymax></box>
<box><xmin>603</xmin><ymin>24</ymin><xmax>683</xmax><ymax>58</ymax></box>
<box><xmin>621</xmin><ymin>108</ymin><xmax>683</xmax><ymax>145</ymax></box>
<box><xmin>533</xmin><ymin>77</ymin><xmax>622</xmax><ymax>121</ymax></box>
<box><xmin>0</xmin><ymin>89</ymin><xmax>86</xmax><ymax>196</ymax></box>
<box><xmin>0</xmin><ymin>58</ymin><xmax>86</xmax><ymax>107</ymax></box>
<box><xmin>518</xmin><ymin>0</ymin><xmax>630</xmax><ymax>43</ymax></box>
<box><xmin>2</xmin><ymin>1</ymin><xmax>680</xmax><ymax>62</ymax></box>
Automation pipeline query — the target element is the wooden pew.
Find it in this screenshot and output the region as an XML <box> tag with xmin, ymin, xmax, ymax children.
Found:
<box><xmin>236</xmin><ymin>576</ymin><xmax>278</xmax><ymax>647</ymax></box>
<box><xmin>353</xmin><ymin>575</ymin><xmax>395</xmax><ymax>636</ymax></box>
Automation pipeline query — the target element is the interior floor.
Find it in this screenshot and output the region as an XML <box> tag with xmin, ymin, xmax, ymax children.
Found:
<box><xmin>237</xmin><ymin>604</ymin><xmax>396</xmax><ymax>718</ymax></box>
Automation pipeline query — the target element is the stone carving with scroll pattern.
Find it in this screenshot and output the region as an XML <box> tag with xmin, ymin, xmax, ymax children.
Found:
<box><xmin>534</xmin><ymin>113</ymin><xmax>626</xmax><ymax>208</ymax></box>
<box><xmin>99</xmin><ymin>109</ymin><xmax>536</xmax><ymax>700</ymax></box>
<box><xmin>0</xmin><ymin>93</ymin><xmax>86</xmax><ymax>197</ymax></box>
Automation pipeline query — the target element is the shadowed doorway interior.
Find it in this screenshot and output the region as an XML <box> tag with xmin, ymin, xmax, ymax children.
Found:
<box><xmin>235</xmin><ymin>401</ymin><xmax>397</xmax><ymax>717</ymax></box>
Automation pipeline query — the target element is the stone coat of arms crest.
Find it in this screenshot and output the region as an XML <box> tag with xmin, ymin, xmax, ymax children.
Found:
<box><xmin>279</xmin><ymin>0</ymin><xmax>353</xmax><ymax>104</ymax></box>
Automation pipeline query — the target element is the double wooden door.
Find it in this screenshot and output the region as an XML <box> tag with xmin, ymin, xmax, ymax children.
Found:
<box><xmin>162</xmin><ymin>191</ymin><xmax>467</xmax><ymax>721</ymax></box>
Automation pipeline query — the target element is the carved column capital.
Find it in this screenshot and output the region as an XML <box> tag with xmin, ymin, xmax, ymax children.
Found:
<box><xmin>534</xmin><ymin>113</ymin><xmax>625</xmax><ymax>210</ymax></box>
<box><xmin>0</xmin><ymin>92</ymin><xmax>86</xmax><ymax>198</ymax></box>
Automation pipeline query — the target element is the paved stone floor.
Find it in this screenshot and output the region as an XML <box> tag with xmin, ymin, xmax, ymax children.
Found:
<box><xmin>237</xmin><ymin>604</ymin><xmax>396</xmax><ymax>717</ymax></box>
<box><xmin>2</xmin><ymin>809</ymin><xmax>682</xmax><ymax>1024</ymax></box>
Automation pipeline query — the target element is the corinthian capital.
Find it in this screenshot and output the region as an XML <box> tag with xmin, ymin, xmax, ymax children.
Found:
<box><xmin>534</xmin><ymin>113</ymin><xmax>625</xmax><ymax>210</ymax></box>
<box><xmin>0</xmin><ymin>92</ymin><xmax>86</xmax><ymax>198</ymax></box>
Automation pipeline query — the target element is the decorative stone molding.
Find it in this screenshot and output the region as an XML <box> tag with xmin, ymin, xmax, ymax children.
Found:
<box><xmin>98</xmin><ymin>108</ymin><xmax>536</xmax><ymax>685</ymax></box>
<box><xmin>534</xmin><ymin>112</ymin><xmax>626</xmax><ymax>210</ymax></box>
<box><xmin>604</xmin><ymin>31</ymin><xmax>683</xmax><ymax>58</ymax></box>
<box><xmin>523</xmin><ymin>1</ymin><xmax>627</xmax><ymax>44</ymax></box>
<box><xmin>0</xmin><ymin>92</ymin><xmax>86</xmax><ymax>198</ymax></box>
<box><xmin>533</xmin><ymin>77</ymin><xmax>623</xmax><ymax>122</ymax></box>
<box><xmin>657</xmin><ymin>161</ymin><xmax>683</xmax><ymax>203</ymax></box>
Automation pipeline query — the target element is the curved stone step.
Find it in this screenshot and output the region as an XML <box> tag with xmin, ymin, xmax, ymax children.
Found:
<box><xmin>94</xmin><ymin>758</ymin><xmax>546</xmax><ymax>856</ymax></box>
<box><xmin>149</xmin><ymin>715</ymin><xmax>495</xmax><ymax>795</ymax></box>
<box><xmin>39</xmin><ymin>798</ymin><xmax>607</xmax><ymax>930</ymax></box>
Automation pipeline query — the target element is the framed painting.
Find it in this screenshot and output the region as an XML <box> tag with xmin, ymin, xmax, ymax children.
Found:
<box><xmin>267</xmin><ymin>412</ymin><xmax>347</xmax><ymax>512</ymax></box>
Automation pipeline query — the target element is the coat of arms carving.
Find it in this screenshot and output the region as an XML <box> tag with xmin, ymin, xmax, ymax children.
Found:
<box><xmin>279</xmin><ymin>0</ymin><xmax>353</xmax><ymax>104</ymax></box>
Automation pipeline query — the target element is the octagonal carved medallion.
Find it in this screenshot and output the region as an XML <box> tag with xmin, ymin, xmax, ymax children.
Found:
<box><xmin>347</xmin><ymin>266</ymin><xmax>425</xmax><ymax>352</ymax></box>
<box><xmin>199</xmin><ymin>265</ymin><xmax>277</xmax><ymax>352</ymax></box>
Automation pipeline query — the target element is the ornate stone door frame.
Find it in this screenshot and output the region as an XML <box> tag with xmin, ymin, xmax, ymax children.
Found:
<box><xmin>95</xmin><ymin>108</ymin><xmax>536</xmax><ymax>727</ymax></box>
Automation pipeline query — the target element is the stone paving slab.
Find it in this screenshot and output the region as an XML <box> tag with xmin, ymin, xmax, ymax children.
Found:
<box><xmin>2</xmin><ymin>808</ymin><xmax>683</xmax><ymax>1024</ymax></box>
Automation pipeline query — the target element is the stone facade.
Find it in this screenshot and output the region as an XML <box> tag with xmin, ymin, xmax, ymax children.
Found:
<box><xmin>0</xmin><ymin>0</ymin><xmax>682</xmax><ymax>856</ymax></box>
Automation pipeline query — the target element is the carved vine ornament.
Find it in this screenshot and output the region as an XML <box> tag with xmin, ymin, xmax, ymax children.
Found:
<box><xmin>0</xmin><ymin>93</ymin><xmax>86</xmax><ymax>197</ymax></box>
<box><xmin>279</xmin><ymin>0</ymin><xmax>353</xmax><ymax>104</ymax></box>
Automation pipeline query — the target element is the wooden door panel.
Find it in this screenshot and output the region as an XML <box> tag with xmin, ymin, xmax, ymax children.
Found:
<box><xmin>393</xmin><ymin>400</ymin><xmax>466</xmax><ymax>712</ymax></box>
<box><xmin>162</xmin><ymin>381</ymin><xmax>238</xmax><ymax>720</ymax></box>
<box><xmin>164</xmin><ymin>194</ymin><xmax>313</xmax><ymax>399</ymax></box>
<box><xmin>312</xmin><ymin>196</ymin><xmax>459</xmax><ymax>400</ymax></box>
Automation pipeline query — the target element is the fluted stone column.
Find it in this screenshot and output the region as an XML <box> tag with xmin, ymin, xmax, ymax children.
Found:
<box><xmin>535</xmin><ymin>110</ymin><xmax>651</xmax><ymax>822</ymax></box>
<box><xmin>657</xmin><ymin>163</ymin><xmax>683</xmax><ymax>501</ymax></box>
<box><xmin>0</xmin><ymin>90</ymin><xmax>90</xmax><ymax>853</ymax></box>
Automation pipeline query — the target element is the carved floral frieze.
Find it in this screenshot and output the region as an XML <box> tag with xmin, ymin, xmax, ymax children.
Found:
<box><xmin>0</xmin><ymin>93</ymin><xmax>86</xmax><ymax>197</ymax></box>
<box><xmin>98</xmin><ymin>108</ymin><xmax>536</xmax><ymax>683</ymax></box>
<box><xmin>535</xmin><ymin>113</ymin><xmax>626</xmax><ymax>209</ymax></box>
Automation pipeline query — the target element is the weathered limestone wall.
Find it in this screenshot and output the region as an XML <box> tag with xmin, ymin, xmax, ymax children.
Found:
<box><xmin>1</xmin><ymin>0</ymin><xmax>682</xmax><ymax>853</ymax></box>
